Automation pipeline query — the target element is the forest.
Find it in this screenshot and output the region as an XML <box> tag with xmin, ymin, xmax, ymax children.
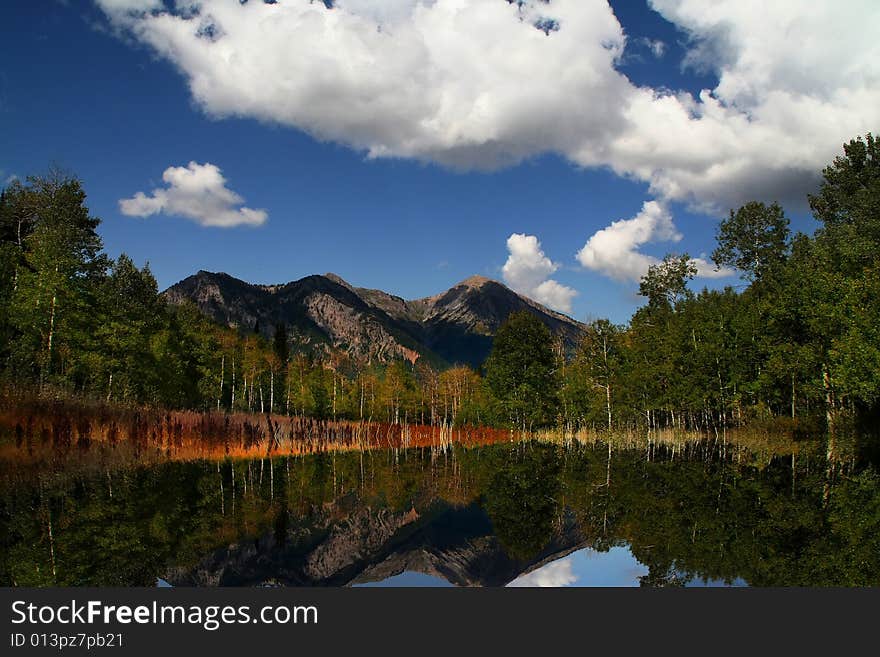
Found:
<box><xmin>1</xmin><ymin>134</ymin><xmax>878</xmax><ymax>443</ymax></box>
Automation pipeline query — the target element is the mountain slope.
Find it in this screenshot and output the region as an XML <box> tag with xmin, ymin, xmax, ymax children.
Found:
<box><xmin>163</xmin><ymin>270</ymin><xmax>585</xmax><ymax>367</ymax></box>
<box><xmin>414</xmin><ymin>275</ymin><xmax>584</xmax><ymax>366</ymax></box>
<box><xmin>164</xmin><ymin>502</ymin><xmax>590</xmax><ymax>587</ymax></box>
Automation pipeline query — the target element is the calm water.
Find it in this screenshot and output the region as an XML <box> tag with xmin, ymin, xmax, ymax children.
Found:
<box><xmin>1</xmin><ymin>440</ymin><xmax>878</xmax><ymax>586</ymax></box>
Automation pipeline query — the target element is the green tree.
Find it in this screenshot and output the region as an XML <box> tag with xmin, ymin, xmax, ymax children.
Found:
<box><xmin>712</xmin><ymin>201</ymin><xmax>790</xmax><ymax>284</ymax></box>
<box><xmin>578</xmin><ymin>319</ymin><xmax>624</xmax><ymax>431</ymax></box>
<box><xmin>270</xmin><ymin>323</ymin><xmax>290</xmax><ymax>413</ymax></box>
<box><xmin>154</xmin><ymin>301</ymin><xmax>218</xmax><ymax>409</ymax></box>
<box><xmin>7</xmin><ymin>170</ymin><xmax>107</xmax><ymax>386</ymax></box>
<box><xmin>638</xmin><ymin>254</ymin><xmax>697</xmax><ymax>310</ymax></box>
<box><xmin>809</xmin><ymin>133</ymin><xmax>880</xmax><ymax>274</ymax></box>
<box><xmin>308</xmin><ymin>367</ymin><xmax>331</xmax><ymax>420</ymax></box>
<box><xmin>806</xmin><ymin>133</ymin><xmax>880</xmax><ymax>418</ymax></box>
<box><xmin>272</xmin><ymin>323</ymin><xmax>289</xmax><ymax>371</ymax></box>
<box><xmin>484</xmin><ymin>311</ymin><xmax>559</xmax><ymax>429</ymax></box>
<box><xmin>90</xmin><ymin>254</ymin><xmax>163</xmax><ymax>402</ymax></box>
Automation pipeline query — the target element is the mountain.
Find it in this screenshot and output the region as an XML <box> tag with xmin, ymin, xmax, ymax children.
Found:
<box><xmin>163</xmin><ymin>270</ymin><xmax>585</xmax><ymax>367</ymax></box>
<box><xmin>163</xmin><ymin>502</ymin><xmax>591</xmax><ymax>587</ymax></box>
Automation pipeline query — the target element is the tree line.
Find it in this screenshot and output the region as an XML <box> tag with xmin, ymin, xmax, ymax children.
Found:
<box><xmin>1</xmin><ymin>134</ymin><xmax>878</xmax><ymax>438</ymax></box>
<box><xmin>490</xmin><ymin>134</ymin><xmax>880</xmax><ymax>438</ymax></box>
<box><xmin>0</xmin><ymin>170</ymin><xmax>493</xmax><ymax>423</ymax></box>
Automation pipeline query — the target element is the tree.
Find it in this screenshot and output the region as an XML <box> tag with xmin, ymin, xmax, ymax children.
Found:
<box><xmin>91</xmin><ymin>254</ymin><xmax>163</xmax><ymax>402</ymax></box>
<box><xmin>712</xmin><ymin>201</ymin><xmax>790</xmax><ymax>283</ymax></box>
<box><xmin>308</xmin><ymin>367</ymin><xmax>331</xmax><ymax>420</ymax></box>
<box><xmin>438</xmin><ymin>365</ymin><xmax>486</xmax><ymax>426</ymax></box>
<box><xmin>7</xmin><ymin>169</ymin><xmax>108</xmax><ymax>386</ymax></box>
<box><xmin>382</xmin><ymin>360</ymin><xmax>416</xmax><ymax>424</ymax></box>
<box><xmin>631</xmin><ymin>255</ymin><xmax>698</xmax><ymax>431</ymax></box>
<box><xmin>272</xmin><ymin>323</ymin><xmax>289</xmax><ymax>368</ymax></box>
<box><xmin>484</xmin><ymin>311</ymin><xmax>558</xmax><ymax>429</ymax></box>
<box><xmin>809</xmin><ymin>133</ymin><xmax>879</xmax><ymax>260</ymax></box>
<box><xmin>271</xmin><ymin>323</ymin><xmax>289</xmax><ymax>413</ymax></box>
<box><xmin>578</xmin><ymin>319</ymin><xmax>624</xmax><ymax>432</ymax></box>
<box><xmin>805</xmin><ymin>133</ymin><xmax>880</xmax><ymax>419</ymax></box>
<box><xmin>638</xmin><ymin>254</ymin><xmax>697</xmax><ymax>310</ymax></box>
<box><xmin>0</xmin><ymin>183</ymin><xmax>39</xmax><ymax>357</ymax></box>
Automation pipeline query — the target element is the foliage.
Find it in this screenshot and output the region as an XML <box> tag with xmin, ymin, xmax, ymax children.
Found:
<box><xmin>638</xmin><ymin>254</ymin><xmax>697</xmax><ymax>310</ymax></box>
<box><xmin>712</xmin><ymin>201</ymin><xmax>790</xmax><ymax>283</ymax></box>
<box><xmin>484</xmin><ymin>311</ymin><xmax>559</xmax><ymax>429</ymax></box>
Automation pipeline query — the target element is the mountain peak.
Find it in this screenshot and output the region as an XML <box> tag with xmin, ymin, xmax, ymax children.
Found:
<box><xmin>164</xmin><ymin>270</ymin><xmax>584</xmax><ymax>367</ymax></box>
<box><xmin>323</xmin><ymin>272</ymin><xmax>355</xmax><ymax>291</ymax></box>
<box><xmin>456</xmin><ymin>275</ymin><xmax>494</xmax><ymax>288</ymax></box>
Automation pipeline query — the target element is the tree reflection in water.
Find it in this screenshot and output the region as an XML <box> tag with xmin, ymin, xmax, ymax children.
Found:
<box><xmin>1</xmin><ymin>437</ymin><xmax>878</xmax><ymax>586</ymax></box>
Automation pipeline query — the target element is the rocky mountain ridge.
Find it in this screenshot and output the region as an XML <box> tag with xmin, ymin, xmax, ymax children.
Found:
<box><xmin>163</xmin><ymin>270</ymin><xmax>585</xmax><ymax>367</ymax></box>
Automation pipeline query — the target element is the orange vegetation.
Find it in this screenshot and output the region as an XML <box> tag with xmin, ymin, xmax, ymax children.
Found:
<box><xmin>0</xmin><ymin>397</ymin><xmax>518</xmax><ymax>464</ymax></box>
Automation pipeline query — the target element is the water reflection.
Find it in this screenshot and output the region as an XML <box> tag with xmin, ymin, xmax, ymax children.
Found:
<box><xmin>355</xmin><ymin>572</ymin><xmax>453</xmax><ymax>588</ymax></box>
<box><xmin>509</xmin><ymin>547</ymin><xmax>647</xmax><ymax>587</ymax></box>
<box><xmin>507</xmin><ymin>547</ymin><xmax>748</xmax><ymax>587</ymax></box>
<box><xmin>1</xmin><ymin>439</ymin><xmax>878</xmax><ymax>587</ymax></box>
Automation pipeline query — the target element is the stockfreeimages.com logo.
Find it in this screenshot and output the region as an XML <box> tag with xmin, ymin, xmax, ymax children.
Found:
<box><xmin>11</xmin><ymin>600</ymin><xmax>317</xmax><ymax>632</ymax></box>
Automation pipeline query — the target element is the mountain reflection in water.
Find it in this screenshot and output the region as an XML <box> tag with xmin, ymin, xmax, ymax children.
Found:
<box><xmin>1</xmin><ymin>439</ymin><xmax>878</xmax><ymax>587</ymax></box>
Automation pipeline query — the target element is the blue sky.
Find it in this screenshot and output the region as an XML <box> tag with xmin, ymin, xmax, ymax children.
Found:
<box><xmin>3</xmin><ymin>1</ymin><xmax>874</xmax><ymax>324</ymax></box>
<box><xmin>354</xmin><ymin>545</ymin><xmax>746</xmax><ymax>587</ymax></box>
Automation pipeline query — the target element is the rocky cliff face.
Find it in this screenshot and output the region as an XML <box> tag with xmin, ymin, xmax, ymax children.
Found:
<box><xmin>163</xmin><ymin>270</ymin><xmax>585</xmax><ymax>367</ymax></box>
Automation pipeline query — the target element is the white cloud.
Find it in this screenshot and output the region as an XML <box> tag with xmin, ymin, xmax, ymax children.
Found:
<box><xmin>96</xmin><ymin>0</ymin><xmax>162</xmax><ymax>13</ymax></box>
<box><xmin>532</xmin><ymin>280</ymin><xmax>579</xmax><ymax>314</ymax></box>
<box><xmin>502</xmin><ymin>233</ymin><xmax>577</xmax><ymax>314</ymax></box>
<box><xmin>508</xmin><ymin>557</ymin><xmax>577</xmax><ymax>587</ymax></box>
<box><xmin>576</xmin><ymin>201</ymin><xmax>731</xmax><ymax>282</ymax></box>
<box><xmin>94</xmin><ymin>0</ymin><xmax>880</xmax><ymax>213</ymax></box>
<box><xmin>607</xmin><ymin>0</ymin><xmax>880</xmax><ymax>210</ymax></box>
<box><xmin>119</xmin><ymin>161</ymin><xmax>267</xmax><ymax>228</ymax></box>
<box><xmin>692</xmin><ymin>255</ymin><xmax>732</xmax><ymax>279</ymax></box>
<box><xmin>95</xmin><ymin>0</ymin><xmax>630</xmax><ymax>171</ymax></box>
<box><xmin>640</xmin><ymin>37</ymin><xmax>666</xmax><ymax>58</ymax></box>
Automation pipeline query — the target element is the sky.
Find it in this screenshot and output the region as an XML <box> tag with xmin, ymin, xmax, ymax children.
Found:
<box><xmin>354</xmin><ymin>545</ymin><xmax>746</xmax><ymax>587</ymax></box>
<box><xmin>2</xmin><ymin>1</ymin><xmax>878</xmax><ymax>324</ymax></box>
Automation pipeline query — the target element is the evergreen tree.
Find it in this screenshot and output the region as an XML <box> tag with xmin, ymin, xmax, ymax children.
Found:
<box><xmin>484</xmin><ymin>311</ymin><xmax>558</xmax><ymax>429</ymax></box>
<box><xmin>6</xmin><ymin>170</ymin><xmax>108</xmax><ymax>386</ymax></box>
<box><xmin>272</xmin><ymin>323</ymin><xmax>289</xmax><ymax>369</ymax></box>
<box><xmin>90</xmin><ymin>254</ymin><xmax>163</xmax><ymax>402</ymax></box>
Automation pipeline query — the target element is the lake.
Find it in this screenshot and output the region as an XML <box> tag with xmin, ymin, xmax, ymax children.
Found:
<box><xmin>1</xmin><ymin>438</ymin><xmax>878</xmax><ymax>586</ymax></box>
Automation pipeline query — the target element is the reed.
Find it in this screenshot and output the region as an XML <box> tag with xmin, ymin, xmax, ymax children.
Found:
<box><xmin>0</xmin><ymin>396</ymin><xmax>515</xmax><ymax>467</ymax></box>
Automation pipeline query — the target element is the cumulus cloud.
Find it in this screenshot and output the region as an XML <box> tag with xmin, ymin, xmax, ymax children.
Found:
<box><xmin>94</xmin><ymin>0</ymin><xmax>631</xmax><ymax>171</ymax></box>
<box><xmin>119</xmin><ymin>162</ymin><xmax>267</xmax><ymax>227</ymax></box>
<box><xmin>508</xmin><ymin>558</ymin><xmax>577</xmax><ymax>587</ymax></box>
<box><xmin>606</xmin><ymin>0</ymin><xmax>880</xmax><ymax>210</ymax></box>
<box><xmin>502</xmin><ymin>233</ymin><xmax>577</xmax><ymax>314</ymax></box>
<box><xmin>576</xmin><ymin>201</ymin><xmax>731</xmax><ymax>282</ymax></box>
<box><xmin>94</xmin><ymin>0</ymin><xmax>880</xmax><ymax>213</ymax></box>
